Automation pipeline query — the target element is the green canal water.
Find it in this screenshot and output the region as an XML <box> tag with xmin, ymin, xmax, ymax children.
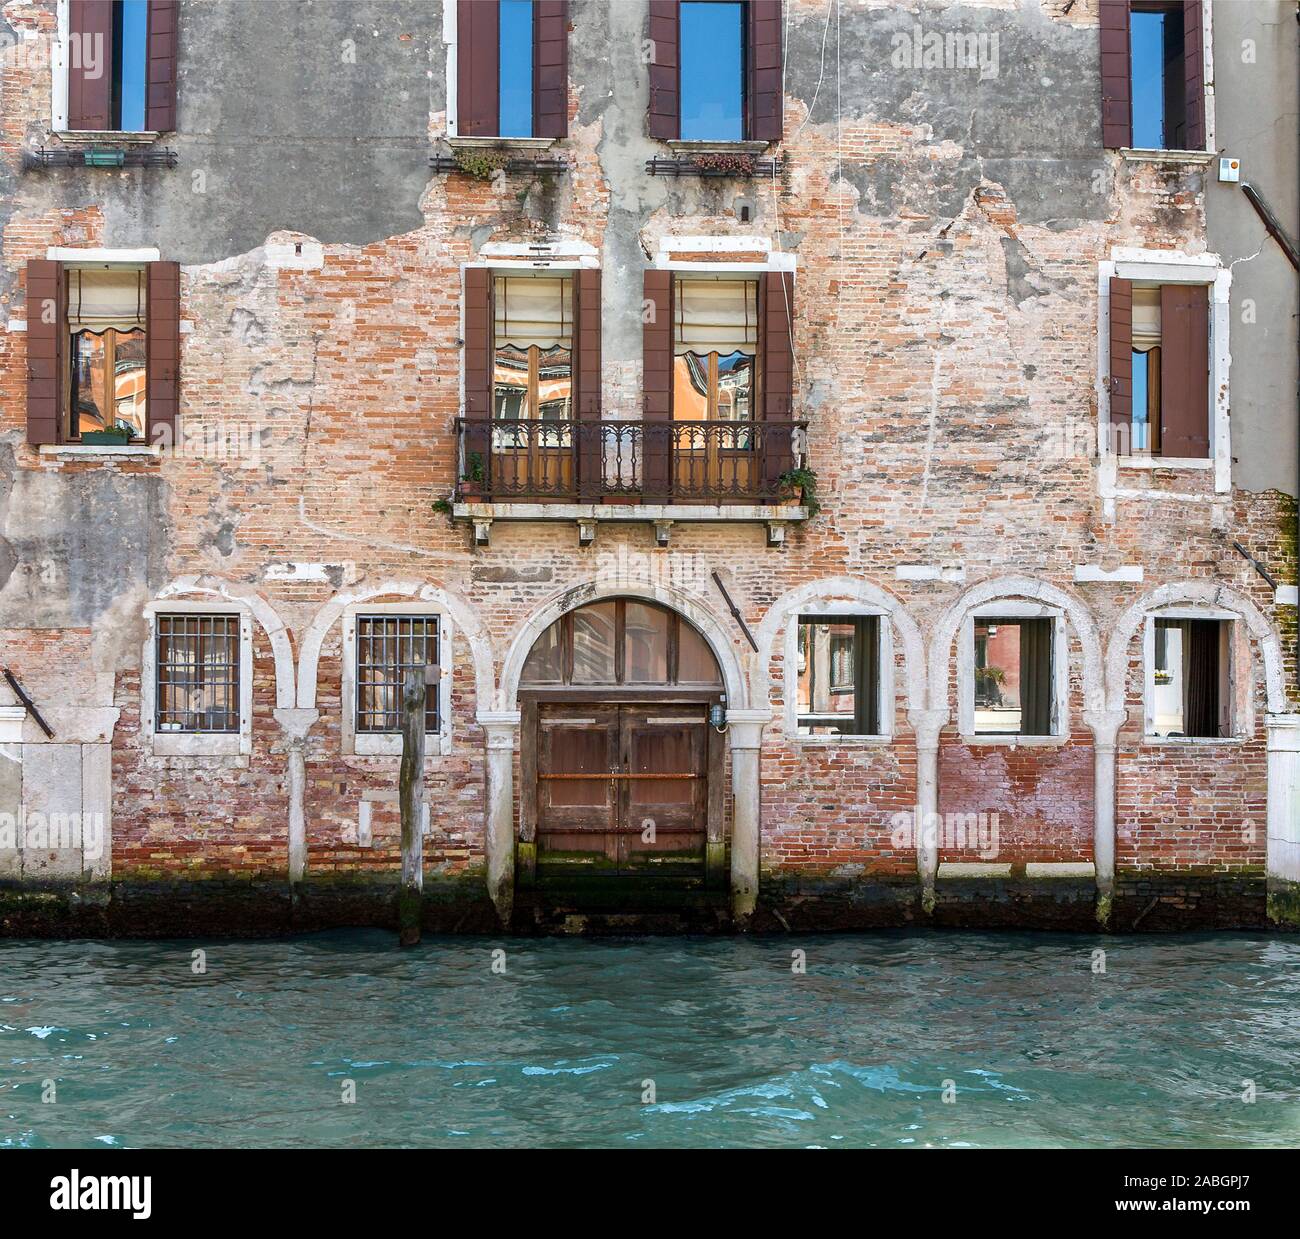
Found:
<box><xmin>2</xmin><ymin>931</ymin><xmax>1297</xmax><ymax>1149</ymax></box>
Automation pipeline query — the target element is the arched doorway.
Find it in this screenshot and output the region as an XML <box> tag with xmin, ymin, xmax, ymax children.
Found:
<box><xmin>517</xmin><ymin>597</ymin><xmax>726</xmax><ymax>895</ymax></box>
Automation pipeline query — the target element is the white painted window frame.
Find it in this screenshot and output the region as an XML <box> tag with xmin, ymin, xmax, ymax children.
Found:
<box><xmin>1097</xmin><ymin>248</ymin><xmax>1231</xmax><ymax>496</ymax></box>
<box><xmin>783</xmin><ymin>604</ymin><xmax>895</xmax><ymax>744</ymax></box>
<box><xmin>141</xmin><ymin>601</ymin><xmax>253</xmax><ymax>758</ymax></box>
<box><xmin>341</xmin><ymin>604</ymin><xmax>453</xmax><ymax>759</ymax></box>
<box><xmin>1120</xmin><ymin>0</ymin><xmax>1215</xmax><ymax>159</ymax></box>
<box><xmin>50</xmin><ymin>0</ymin><xmax>158</xmax><ymax>138</ymax></box>
<box><xmin>958</xmin><ymin>602</ymin><xmax>1069</xmax><ymax>744</ymax></box>
<box><xmin>1141</xmin><ymin>606</ymin><xmax>1246</xmax><ymax>744</ymax></box>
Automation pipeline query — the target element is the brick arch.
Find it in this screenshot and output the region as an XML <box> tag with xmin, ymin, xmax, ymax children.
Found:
<box><xmin>296</xmin><ymin>578</ymin><xmax>495</xmax><ymax>710</ymax></box>
<box><xmin>153</xmin><ymin>574</ymin><xmax>296</xmax><ymax>709</ymax></box>
<box><xmin>1106</xmin><ymin>581</ymin><xmax>1287</xmax><ymax>716</ymax></box>
<box><xmin>498</xmin><ymin>578</ymin><xmax>748</xmax><ymax>712</ymax></box>
<box><xmin>927</xmin><ymin>575</ymin><xmax>1104</xmax><ymax>719</ymax></box>
<box><xmin>751</xmin><ymin>576</ymin><xmax>926</xmax><ymax>713</ymax></box>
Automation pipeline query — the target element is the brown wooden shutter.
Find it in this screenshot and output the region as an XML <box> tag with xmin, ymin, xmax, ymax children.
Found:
<box><xmin>1159</xmin><ymin>283</ymin><xmax>1209</xmax><ymax>459</ymax></box>
<box><xmin>68</xmin><ymin>0</ymin><xmax>114</xmax><ymax>131</ymax></box>
<box><xmin>747</xmin><ymin>0</ymin><xmax>783</xmax><ymax>142</ymax></box>
<box><xmin>760</xmin><ymin>270</ymin><xmax>795</xmax><ymax>490</ymax></box>
<box><xmin>533</xmin><ymin>0</ymin><xmax>568</xmax><ymax>139</ymax></box>
<box><xmin>1108</xmin><ymin>276</ymin><xmax>1133</xmax><ymax>453</ymax></box>
<box><xmin>1099</xmin><ymin>0</ymin><xmax>1131</xmax><ymax>149</ymax></box>
<box><xmin>574</xmin><ymin>268</ymin><xmax>601</xmax><ymax>496</ymax></box>
<box><xmin>1182</xmin><ymin>0</ymin><xmax>1205</xmax><ymax>151</ymax></box>
<box><xmin>145</xmin><ymin>0</ymin><xmax>179</xmax><ymax>133</ymax></box>
<box><xmin>458</xmin><ymin>0</ymin><xmax>499</xmax><ymax>138</ymax></box>
<box><xmin>146</xmin><ymin>261</ymin><xmax>180</xmax><ymax>448</ymax></box>
<box><xmin>642</xmin><ymin>270</ymin><xmax>673</xmax><ymax>497</ymax></box>
<box><xmin>463</xmin><ymin>267</ymin><xmax>494</xmax><ymax>417</ymax></box>
<box><xmin>648</xmin><ymin>0</ymin><xmax>680</xmax><ymax>141</ymax></box>
<box><xmin>25</xmin><ymin>260</ymin><xmax>64</xmax><ymax>447</ymax></box>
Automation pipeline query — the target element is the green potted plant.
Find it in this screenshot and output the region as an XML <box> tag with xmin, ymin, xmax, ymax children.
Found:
<box><xmin>81</xmin><ymin>420</ymin><xmax>134</xmax><ymax>446</ymax></box>
<box><xmin>458</xmin><ymin>451</ymin><xmax>486</xmax><ymax>499</ymax></box>
<box><xmin>777</xmin><ymin>466</ymin><xmax>820</xmax><ymax>517</ymax></box>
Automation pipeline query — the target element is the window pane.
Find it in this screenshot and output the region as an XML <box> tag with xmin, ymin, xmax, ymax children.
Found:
<box><xmin>522</xmin><ymin>620</ymin><xmax>563</xmax><ymax>683</ymax></box>
<box><xmin>155</xmin><ymin>614</ymin><xmax>239</xmax><ymax>733</ymax></box>
<box><xmin>624</xmin><ymin>602</ymin><xmax>669</xmax><ymax>684</ymax></box>
<box><xmin>677</xmin><ymin>621</ymin><xmax>721</xmax><ymax>684</ymax></box>
<box><xmin>499</xmin><ymin>0</ymin><xmax>534</xmax><ymax>138</ymax></box>
<box><xmin>116</xmin><ymin>0</ymin><xmax>149</xmax><ymax>132</ymax></box>
<box><xmin>1152</xmin><ymin>619</ymin><xmax>1184</xmax><ymax>736</ymax></box>
<box><xmin>356</xmin><ymin>616</ymin><xmax>438</xmax><ymax>733</ymax></box>
<box><xmin>571</xmin><ymin>602</ymin><xmax>617</xmax><ymax>683</ymax></box>
<box><xmin>680</xmin><ymin>2</ymin><xmax>743</xmax><ymax>141</ymax></box>
<box><xmin>974</xmin><ymin>620</ymin><xmax>1022</xmax><ymax>733</ymax></box>
<box><xmin>797</xmin><ymin>620</ymin><xmax>859</xmax><ymax>735</ymax></box>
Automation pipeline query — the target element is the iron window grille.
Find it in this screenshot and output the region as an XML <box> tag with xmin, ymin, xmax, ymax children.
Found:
<box><xmin>155</xmin><ymin>613</ymin><xmax>241</xmax><ymax>734</ymax></box>
<box><xmin>355</xmin><ymin>615</ymin><xmax>440</xmax><ymax>734</ymax></box>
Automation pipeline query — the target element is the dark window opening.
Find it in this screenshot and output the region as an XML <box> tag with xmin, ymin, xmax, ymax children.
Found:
<box><xmin>498</xmin><ymin>0</ymin><xmax>535</xmax><ymax>138</ymax></box>
<box><xmin>1130</xmin><ymin>3</ymin><xmax>1186</xmax><ymax>150</ymax></box>
<box><xmin>681</xmin><ymin>1</ymin><xmax>745</xmax><ymax>141</ymax></box>
<box><xmin>797</xmin><ymin>616</ymin><xmax>881</xmax><ymax>736</ymax></box>
<box><xmin>1151</xmin><ymin>617</ymin><xmax>1230</xmax><ymax>738</ymax></box>
<box><xmin>973</xmin><ymin>617</ymin><xmax>1054</xmax><ymax>737</ymax></box>
<box><xmin>355</xmin><ymin>615</ymin><xmax>439</xmax><ymax>734</ymax></box>
<box><xmin>521</xmin><ymin>598</ymin><xmax>723</xmax><ymax>688</ymax></box>
<box><xmin>155</xmin><ymin>613</ymin><xmax>240</xmax><ymax>734</ymax></box>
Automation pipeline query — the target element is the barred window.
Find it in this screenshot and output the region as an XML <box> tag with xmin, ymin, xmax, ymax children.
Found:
<box><xmin>155</xmin><ymin>614</ymin><xmax>241</xmax><ymax>734</ymax></box>
<box><xmin>356</xmin><ymin>615</ymin><xmax>439</xmax><ymax>734</ymax></box>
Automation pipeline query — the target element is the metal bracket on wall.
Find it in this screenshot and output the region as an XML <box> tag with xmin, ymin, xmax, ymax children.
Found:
<box><xmin>22</xmin><ymin>146</ymin><xmax>179</xmax><ymax>171</ymax></box>
<box><xmin>2</xmin><ymin>668</ymin><xmax>54</xmax><ymax>738</ymax></box>
<box><xmin>711</xmin><ymin>571</ymin><xmax>758</xmax><ymax>652</ymax></box>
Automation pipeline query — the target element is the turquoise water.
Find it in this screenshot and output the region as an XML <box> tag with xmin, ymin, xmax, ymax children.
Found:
<box><xmin>2</xmin><ymin>931</ymin><xmax>1298</xmax><ymax>1149</ymax></box>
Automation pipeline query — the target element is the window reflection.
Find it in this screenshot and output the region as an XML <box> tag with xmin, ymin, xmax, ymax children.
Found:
<box><xmin>681</xmin><ymin>2</ymin><xmax>744</xmax><ymax>141</ymax></box>
<box><xmin>493</xmin><ymin>275</ymin><xmax>573</xmax><ymax>452</ymax></box>
<box><xmin>66</xmin><ymin>266</ymin><xmax>148</xmax><ymax>439</ymax></box>
<box><xmin>499</xmin><ymin>0</ymin><xmax>535</xmax><ymax>138</ymax></box>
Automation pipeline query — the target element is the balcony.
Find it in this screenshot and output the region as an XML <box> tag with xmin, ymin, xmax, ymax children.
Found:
<box><xmin>450</xmin><ymin>418</ymin><xmax>810</xmax><ymax>546</ymax></box>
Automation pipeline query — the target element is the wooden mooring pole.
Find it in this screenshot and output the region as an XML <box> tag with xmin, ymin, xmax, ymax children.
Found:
<box><xmin>398</xmin><ymin>668</ymin><xmax>425</xmax><ymax>947</ymax></box>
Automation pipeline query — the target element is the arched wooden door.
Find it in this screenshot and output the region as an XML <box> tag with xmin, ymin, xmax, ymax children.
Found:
<box><xmin>518</xmin><ymin>599</ymin><xmax>726</xmax><ymax>888</ymax></box>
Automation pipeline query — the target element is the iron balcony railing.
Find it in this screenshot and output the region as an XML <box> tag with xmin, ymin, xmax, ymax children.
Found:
<box><xmin>454</xmin><ymin>418</ymin><xmax>808</xmax><ymax>504</ymax></box>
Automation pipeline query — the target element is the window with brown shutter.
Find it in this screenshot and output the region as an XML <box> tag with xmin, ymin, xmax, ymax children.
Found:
<box><xmin>457</xmin><ymin>0</ymin><xmax>569</xmax><ymax>139</ymax></box>
<box><xmin>574</xmin><ymin>268</ymin><xmax>602</xmax><ymax>495</ymax></box>
<box><xmin>1109</xmin><ymin>278</ymin><xmax>1209</xmax><ymax>459</ymax></box>
<box><xmin>25</xmin><ymin>261</ymin><xmax>64</xmax><ymax>447</ymax></box>
<box><xmin>649</xmin><ymin>1</ymin><xmax>783</xmax><ymax>143</ymax></box>
<box><xmin>642</xmin><ymin>270</ymin><xmax>674</xmax><ymax>496</ymax></box>
<box><xmin>68</xmin><ymin>0</ymin><xmax>177</xmax><ymax>133</ymax></box>
<box><xmin>146</xmin><ymin>260</ymin><xmax>180</xmax><ymax>447</ymax></box>
<box><xmin>1105</xmin><ymin>0</ymin><xmax>1206</xmax><ymax>151</ymax></box>
<box><xmin>759</xmin><ymin>269</ymin><xmax>794</xmax><ymax>486</ymax></box>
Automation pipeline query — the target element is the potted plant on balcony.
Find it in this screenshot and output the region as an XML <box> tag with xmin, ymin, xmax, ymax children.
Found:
<box><xmin>81</xmin><ymin>420</ymin><xmax>134</xmax><ymax>446</ymax></box>
<box><xmin>777</xmin><ymin>466</ymin><xmax>820</xmax><ymax>517</ymax></box>
<box><xmin>458</xmin><ymin>451</ymin><xmax>486</xmax><ymax>500</ymax></box>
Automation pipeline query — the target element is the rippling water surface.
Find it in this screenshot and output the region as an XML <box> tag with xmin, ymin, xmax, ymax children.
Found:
<box><xmin>2</xmin><ymin>931</ymin><xmax>1297</xmax><ymax>1148</ymax></box>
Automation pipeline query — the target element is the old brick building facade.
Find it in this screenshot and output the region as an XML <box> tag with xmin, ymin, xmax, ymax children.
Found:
<box><xmin>0</xmin><ymin>0</ymin><xmax>1297</xmax><ymax>934</ymax></box>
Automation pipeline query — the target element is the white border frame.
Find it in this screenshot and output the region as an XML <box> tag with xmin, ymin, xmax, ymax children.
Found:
<box><xmin>341</xmin><ymin>603</ymin><xmax>454</xmax><ymax>758</ymax></box>
<box><xmin>1097</xmin><ymin>248</ymin><xmax>1232</xmax><ymax>498</ymax></box>
<box><xmin>141</xmin><ymin>601</ymin><xmax>253</xmax><ymax>757</ymax></box>
<box><xmin>1141</xmin><ymin>606</ymin><xmax>1246</xmax><ymax>744</ymax></box>
<box><xmin>782</xmin><ymin>603</ymin><xmax>895</xmax><ymax>745</ymax></box>
<box><xmin>958</xmin><ymin>602</ymin><xmax>1069</xmax><ymax>744</ymax></box>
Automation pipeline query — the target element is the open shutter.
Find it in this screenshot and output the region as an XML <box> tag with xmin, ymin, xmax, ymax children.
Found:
<box><xmin>647</xmin><ymin>0</ymin><xmax>680</xmax><ymax>141</ymax></box>
<box><xmin>25</xmin><ymin>260</ymin><xmax>64</xmax><ymax>447</ymax></box>
<box><xmin>1159</xmin><ymin>283</ymin><xmax>1209</xmax><ymax>459</ymax></box>
<box><xmin>145</xmin><ymin>0</ymin><xmax>179</xmax><ymax>133</ymax></box>
<box><xmin>747</xmin><ymin>0</ymin><xmax>783</xmax><ymax>142</ymax></box>
<box><xmin>760</xmin><ymin>270</ymin><xmax>794</xmax><ymax>491</ymax></box>
<box><xmin>1182</xmin><ymin>0</ymin><xmax>1205</xmax><ymax>151</ymax></box>
<box><xmin>146</xmin><ymin>261</ymin><xmax>180</xmax><ymax>447</ymax></box>
<box><xmin>1108</xmin><ymin>277</ymin><xmax>1133</xmax><ymax>453</ymax></box>
<box><xmin>1020</xmin><ymin>617</ymin><xmax>1054</xmax><ymax>737</ymax></box>
<box><xmin>462</xmin><ymin>267</ymin><xmax>493</xmax><ymax>489</ymax></box>
<box><xmin>533</xmin><ymin>1</ymin><xmax>568</xmax><ymax>139</ymax></box>
<box><xmin>68</xmin><ymin>0</ymin><xmax>114</xmax><ymax>131</ymax></box>
<box><xmin>574</xmin><ymin>268</ymin><xmax>601</xmax><ymax>495</ymax></box>
<box><xmin>642</xmin><ymin>270</ymin><xmax>673</xmax><ymax>498</ymax></box>
<box><xmin>1099</xmin><ymin>0</ymin><xmax>1131</xmax><ymax>149</ymax></box>
<box><xmin>457</xmin><ymin>0</ymin><xmax>499</xmax><ymax>138</ymax></box>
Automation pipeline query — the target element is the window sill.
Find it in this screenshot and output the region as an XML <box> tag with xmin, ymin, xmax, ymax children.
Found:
<box><xmin>1117</xmin><ymin>455</ymin><xmax>1213</xmax><ymax>471</ymax></box>
<box><xmin>152</xmin><ymin>732</ymin><xmax>248</xmax><ymax>758</ymax></box>
<box><xmin>346</xmin><ymin>736</ymin><xmax>454</xmax><ymax>759</ymax></box>
<box><xmin>792</xmin><ymin>733</ymin><xmax>894</xmax><ymax>748</ymax></box>
<box><xmin>38</xmin><ymin>443</ymin><xmax>161</xmax><ymax>459</ymax></box>
<box><xmin>1120</xmin><ymin>148</ymin><xmax>1213</xmax><ymax>165</ymax></box>
<box><xmin>447</xmin><ymin>135</ymin><xmax>556</xmax><ymax>151</ymax></box>
<box><xmin>1142</xmin><ymin>735</ymin><xmax>1245</xmax><ymax>747</ymax></box>
<box><xmin>960</xmin><ymin>733</ymin><xmax>1070</xmax><ymax>747</ymax></box>
<box><xmin>53</xmin><ymin>130</ymin><xmax>161</xmax><ymax>144</ymax></box>
<box><xmin>666</xmin><ymin>139</ymin><xmax>771</xmax><ymax>154</ymax></box>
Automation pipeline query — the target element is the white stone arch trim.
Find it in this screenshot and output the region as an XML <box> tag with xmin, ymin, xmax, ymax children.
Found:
<box><xmin>498</xmin><ymin>578</ymin><xmax>748</xmax><ymax>711</ymax></box>
<box><xmin>1106</xmin><ymin>581</ymin><xmax>1286</xmax><ymax>717</ymax></box>
<box><xmin>154</xmin><ymin>575</ymin><xmax>296</xmax><ymax>710</ymax></box>
<box><xmin>928</xmin><ymin>575</ymin><xmax>1104</xmax><ymax>724</ymax></box>
<box><xmin>297</xmin><ymin>579</ymin><xmax>496</xmax><ymax>714</ymax></box>
<box><xmin>751</xmin><ymin>577</ymin><xmax>927</xmax><ymax>734</ymax></box>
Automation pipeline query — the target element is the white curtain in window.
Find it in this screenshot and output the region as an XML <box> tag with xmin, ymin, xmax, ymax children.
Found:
<box><xmin>493</xmin><ymin>275</ymin><xmax>572</xmax><ymax>350</ymax></box>
<box><xmin>67</xmin><ymin>267</ymin><xmax>146</xmax><ymax>333</ymax></box>
<box><xmin>674</xmin><ymin>277</ymin><xmax>757</xmax><ymax>356</ymax></box>
<box><xmin>1133</xmin><ymin>285</ymin><xmax>1161</xmax><ymax>348</ymax></box>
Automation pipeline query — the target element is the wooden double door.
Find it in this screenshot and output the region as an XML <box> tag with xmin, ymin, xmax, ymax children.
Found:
<box><xmin>532</xmin><ymin>703</ymin><xmax>714</xmax><ymax>878</ymax></box>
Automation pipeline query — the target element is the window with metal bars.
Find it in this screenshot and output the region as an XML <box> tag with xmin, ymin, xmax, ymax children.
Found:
<box><xmin>355</xmin><ymin>615</ymin><xmax>440</xmax><ymax>734</ymax></box>
<box><xmin>155</xmin><ymin>613</ymin><xmax>240</xmax><ymax>733</ymax></box>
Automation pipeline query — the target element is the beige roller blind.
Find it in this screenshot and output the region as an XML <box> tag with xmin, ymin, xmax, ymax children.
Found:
<box><xmin>674</xmin><ymin>277</ymin><xmax>757</xmax><ymax>356</ymax></box>
<box><xmin>493</xmin><ymin>275</ymin><xmax>573</xmax><ymax>351</ymax></box>
<box><xmin>67</xmin><ymin>267</ymin><xmax>146</xmax><ymax>333</ymax></box>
